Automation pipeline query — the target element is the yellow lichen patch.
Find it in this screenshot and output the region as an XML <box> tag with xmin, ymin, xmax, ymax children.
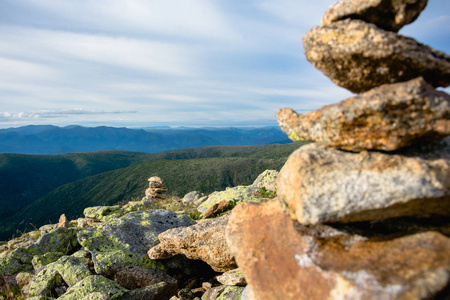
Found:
<box><xmin>288</xmin><ymin>130</ymin><xmax>307</xmax><ymax>142</ymax></box>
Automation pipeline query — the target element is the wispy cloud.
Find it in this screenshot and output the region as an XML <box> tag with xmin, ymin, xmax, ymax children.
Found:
<box><xmin>0</xmin><ymin>109</ymin><xmax>138</xmax><ymax>121</ymax></box>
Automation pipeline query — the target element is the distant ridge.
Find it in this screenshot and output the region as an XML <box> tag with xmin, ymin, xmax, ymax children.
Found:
<box><xmin>0</xmin><ymin>125</ymin><xmax>290</xmax><ymax>155</ymax></box>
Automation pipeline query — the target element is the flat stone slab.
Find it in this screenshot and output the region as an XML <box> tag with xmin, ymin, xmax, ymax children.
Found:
<box><xmin>277</xmin><ymin>141</ymin><xmax>450</xmax><ymax>225</ymax></box>
<box><xmin>321</xmin><ymin>0</ymin><xmax>428</xmax><ymax>31</ymax></box>
<box><xmin>303</xmin><ymin>19</ymin><xmax>450</xmax><ymax>93</ymax></box>
<box><xmin>77</xmin><ymin>210</ymin><xmax>194</xmax><ymax>274</ymax></box>
<box><xmin>277</xmin><ymin>77</ymin><xmax>450</xmax><ymax>151</ymax></box>
<box><xmin>226</xmin><ymin>200</ymin><xmax>450</xmax><ymax>300</ymax></box>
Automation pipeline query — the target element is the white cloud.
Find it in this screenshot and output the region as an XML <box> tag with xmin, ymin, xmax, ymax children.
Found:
<box><xmin>19</xmin><ymin>0</ymin><xmax>236</xmax><ymax>41</ymax></box>
<box><xmin>0</xmin><ymin>57</ymin><xmax>60</xmax><ymax>81</ymax></box>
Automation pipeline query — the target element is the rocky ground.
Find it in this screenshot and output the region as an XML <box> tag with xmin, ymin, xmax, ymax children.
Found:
<box><xmin>0</xmin><ymin>171</ymin><xmax>278</xmax><ymax>300</ymax></box>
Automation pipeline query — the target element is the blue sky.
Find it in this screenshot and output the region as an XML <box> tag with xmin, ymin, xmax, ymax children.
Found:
<box><xmin>0</xmin><ymin>0</ymin><xmax>449</xmax><ymax>128</ymax></box>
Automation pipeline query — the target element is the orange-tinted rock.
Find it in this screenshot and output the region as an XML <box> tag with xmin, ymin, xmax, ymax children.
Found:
<box><xmin>277</xmin><ymin>77</ymin><xmax>450</xmax><ymax>151</ymax></box>
<box><xmin>303</xmin><ymin>19</ymin><xmax>450</xmax><ymax>93</ymax></box>
<box><xmin>226</xmin><ymin>200</ymin><xmax>450</xmax><ymax>300</ymax></box>
<box><xmin>277</xmin><ymin>141</ymin><xmax>450</xmax><ymax>225</ymax></box>
<box><xmin>57</xmin><ymin>214</ymin><xmax>69</xmax><ymax>228</ymax></box>
<box><xmin>321</xmin><ymin>0</ymin><xmax>428</xmax><ymax>32</ymax></box>
<box><xmin>148</xmin><ymin>215</ymin><xmax>236</xmax><ymax>272</ymax></box>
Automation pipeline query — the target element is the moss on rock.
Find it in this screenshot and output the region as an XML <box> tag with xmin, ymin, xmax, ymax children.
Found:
<box><xmin>77</xmin><ymin>210</ymin><xmax>193</xmax><ymax>275</ymax></box>
<box><xmin>83</xmin><ymin>206</ymin><xmax>125</xmax><ymax>222</ymax></box>
<box><xmin>197</xmin><ymin>186</ymin><xmax>265</xmax><ymax>214</ymax></box>
<box><xmin>217</xmin><ymin>286</ymin><xmax>245</xmax><ymax>300</ymax></box>
<box><xmin>24</xmin><ymin>255</ymin><xmax>92</xmax><ymax>297</ymax></box>
<box><xmin>58</xmin><ymin>275</ymin><xmax>127</xmax><ymax>300</ymax></box>
<box><xmin>32</xmin><ymin>252</ymin><xmax>65</xmax><ymax>270</ymax></box>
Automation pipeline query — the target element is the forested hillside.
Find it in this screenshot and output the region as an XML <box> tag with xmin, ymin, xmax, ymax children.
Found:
<box><xmin>0</xmin><ymin>143</ymin><xmax>303</xmax><ymax>240</ymax></box>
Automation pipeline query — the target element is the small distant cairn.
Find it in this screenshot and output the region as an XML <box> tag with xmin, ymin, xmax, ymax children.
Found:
<box><xmin>143</xmin><ymin>176</ymin><xmax>168</xmax><ymax>201</ymax></box>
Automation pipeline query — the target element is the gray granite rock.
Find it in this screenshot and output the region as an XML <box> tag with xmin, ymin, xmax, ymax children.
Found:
<box><xmin>303</xmin><ymin>19</ymin><xmax>450</xmax><ymax>93</ymax></box>
<box><xmin>277</xmin><ymin>140</ymin><xmax>450</xmax><ymax>224</ymax></box>
<box><xmin>321</xmin><ymin>0</ymin><xmax>428</xmax><ymax>31</ymax></box>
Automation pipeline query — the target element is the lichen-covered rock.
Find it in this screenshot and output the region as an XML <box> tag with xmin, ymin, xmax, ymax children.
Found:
<box><xmin>33</xmin><ymin>227</ymin><xmax>79</xmax><ymax>255</ymax></box>
<box><xmin>217</xmin><ymin>286</ymin><xmax>245</xmax><ymax>300</ymax></box>
<box><xmin>321</xmin><ymin>0</ymin><xmax>428</xmax><ymax>31</ymax></box>
<box><xmin>303</xmin><ymin>19</ymin><xmax>450</xmax><ymax>93</ymax></box>
<box><xmin>83</xmin><ymin>206</ymin><xmax>125</xmax><ymax>222</ymax></box>
<box><xmin>32</xmin><ymin>251</ymin><xmax>65</xmax><ymax>270</ymax></box>
<box><xmin>7</xmin><ymin>237</ymin><xmax>36</xmax><ymax>250</ymax></box>
<box><xmin>24</xmin><ymin>255</ymin><xmax>92</xmax><ymax>297</ymax></box>
<box><xmin>58</xmin><ymin>275</ymin><xmax>127</xmax><ymax>300</ymax></box>
<box><xmin>277</xmin><ymin>141</ymin><xmax>450</xmax><ymax>225</ymax></box>
<box><xmin>277</xmin><ymin>77</ymin><xmax>450</xmax><ymax>151</ymax></box>
<box><xmin>202</xmin><ymin>285</ymin><xmax>226</xmax><ymax>300</ymax></box>
<box><xmin>252</xmin><ymin>170</ymin><xmax>278</xmax><ymax>192</ymax></box>
<box><xmin>123</xmin><ymin>199</ymin><xmax>153</xmax><ymax>212</ymax></box>
<box><xmin>226</xmin><ymin>200</ymin><xmax>450</xmax><ymax>300</ymax></box>
<box><xmin>78</xmin><ymin>210</ymin><xmax>194</xmax><ymax>275</ymax></box>
<box><xmin>15</xmin><ymin>271</ymin><xmax>34</xmax><ymax>288</ymax></box>
<box><xmin>216</xmin><ymin>268</ymin><xmax>246</xmax><ymax>286</ymax></box>
<box><xmin>39</xmin><ymin>224</ymin><xmax>57</xmax><ymax>235</ymax></box>
<box><xmin>197</xmin><ymin>186</ymin><xmax>262</xmax><ymax>214</ymax></box>
<box><xmin>182</xmin><ymin>191</ymin><xmax>205</xmax><ymax>204</ymax></box>
<box><xmin>1</xmin><ymin>228</ymin><xmax>78</xmax><ymax>275</ymax></box>
<box><xmin>77</xmin><ymin>217</ymin><xmax>100</xmax><ymax>229</ymax></box>
<box><xmin>117</xmin><ymin>281</ymin><xmax>178</xmax><ymax>300</ymax></box>
<box><xmin>148</xmin><ymin>214</ymin><xmax>236</xmax><ymax>272</ymax></box>
<box><xmin>81</xmin><ymin>292</ymin><xmax>110</xmax><ymax>300</ymax></box>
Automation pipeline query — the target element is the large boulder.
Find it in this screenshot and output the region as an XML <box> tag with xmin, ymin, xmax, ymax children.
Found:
<box><xmin>303</xmin><ymin>19</ymin><xmax>450</xmax><ymax>93</ymax></box>
<box><xmin>77</xmin><ymin>210</ymin><xmax>194</xmax><ymax>275</ymax></box>
<box><xmin>321</xmin><ymin>0</ymin><xmax>428</xmax><ymax>31</ymax></box>
<box><xmin>148</xmin><ymin>214</ymin><xmax>236</xmax><ymax>272</ymax></box>
<box><xmin>277</xmin><ymin>77</ymin><xmax>450</xmax><ymax>151</ymax></box>
<box><xmin>226</xmin><ymin>200</ymin><xmax>450</xmax><ymax>300</ymax></box>
<box><xmin>277</xmin><ymin>141</ymin><xmax>450</xmax><ymax>225</ymax></box>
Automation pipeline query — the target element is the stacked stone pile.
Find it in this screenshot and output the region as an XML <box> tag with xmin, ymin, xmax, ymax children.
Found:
<box><xmin>227</xmin><ymin>1</ymin><xmax>450</xmax><ymax>299</ymax></box>
<box><xmin>144</xmin><ymin>176</ymin><xmax>168</xmax><ymax>200</ymax></box>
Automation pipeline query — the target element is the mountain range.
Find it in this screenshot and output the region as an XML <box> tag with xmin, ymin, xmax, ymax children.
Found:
<box><xmin>0</xmin><ymin>125</ymin><xmax>291</xmax><ymax>155</ymax></box>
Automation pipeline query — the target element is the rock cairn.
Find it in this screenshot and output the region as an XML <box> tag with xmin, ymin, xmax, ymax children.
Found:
<box><xmin>227</xmin><ymin>1</ymin><xmax>450</xmax><ymax>299</ymax></box>
<box><xmin>144</xmin><ymin>176</ymin><xmax>168</xmax><ymax>200</ymax></box>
